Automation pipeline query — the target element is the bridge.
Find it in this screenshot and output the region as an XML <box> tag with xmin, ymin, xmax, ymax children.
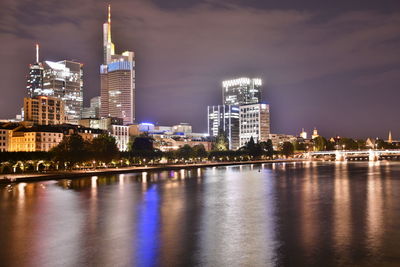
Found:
<box><xmin>306</xmin><ymin>149</ymin><xmax>400</xmax><ymax>161</ymax></box>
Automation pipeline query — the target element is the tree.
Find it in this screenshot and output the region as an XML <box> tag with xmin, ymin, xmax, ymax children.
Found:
<box><xmin>293</xmin><ymin>141</ymin><xmax>306</xmax><ymax>152</ymax></box>
<box><xmin>245</xmin><ymin>137</ymin><xmax>262</xmax><ymax>159</ymax></box>
<box><xmin>338</xmin><ymin>138</ymin><xmax>358</xmax><ymax>150</ymax></box>
<box><xmin>260</xmin><ymin>139</ymin><xmax>274</xmax><ymax>158</ymax></box>
<box><xmin>313</xmin><ymin>136</ymin><xmax>328</xmax><ymax>151</ymax></box>
<box><xmin>281</xmin><ymin>142</ymin><xmax>294</xmax><ymax>157</ymax></box>
<box><xmin>129</xmin><ymin>136</ymin><xmax>154</xmax><ymax>151</ymax></box>
<box><xmin>193</xmin><ymin>144</ymin><xmax>208</xmax><ymax>160</ymax></box>
<box><xmin>51</xmin><ymin>134</ymin><xmax>90</xmax><ymax>167</ymax></box>
<box><xmin>176</xmin><ymin>144</ymin><xmax>195</xmax><ymax>161</ymax></box>
<box><xmin>90</xmin><ymin>134</ymin><xmax>119</xmax><ymax>163</ymax></box>
<box><xmin>213</xmin><ymin>129</ymin><xmax>229</xmax><ymax>151</ymax></box>
<box><xmin>356</xmin><ymin>139</ymin><xmax>367</xmax><ymax>150</ymax></box>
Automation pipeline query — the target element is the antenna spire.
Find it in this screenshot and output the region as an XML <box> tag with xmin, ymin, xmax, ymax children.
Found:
<box><xmin>107</xmin><ymin>4</ymin><xmax>112</xmax><ymax>42</ymax></box>
<box><xmin>35</xmin><ymin>43</ymin><xmax>39</xmax><ymax>63</ymax></box>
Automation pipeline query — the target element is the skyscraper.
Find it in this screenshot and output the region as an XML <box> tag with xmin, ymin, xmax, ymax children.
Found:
<box><xmin>42</xmin><ymin>60</ymin><xmax>83</xmax><ymax>124</ymax></box>
<box><xmin>100</xmin><ymin>5</ymin><xmax>136</xmax><ymax>125</ymax></box>
<box><xmin>222</xmin><ymin>77</ymin><xmax>262</xmax><ymax>105</ymax></box>
<box><xmin>27</xmin><ymin>44</ymin><xmax>44</xmax><ymax>98</ymax></box>
<box><xmin>26</xmin><ymin>45</ymin><xmax>84</xmax><ymax>124</ymax></box>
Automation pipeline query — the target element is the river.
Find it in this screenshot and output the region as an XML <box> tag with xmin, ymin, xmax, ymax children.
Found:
<box><xmin>1</xmin><ymin>161</ymin><xmax>400</xmax><ymax>266</ymax></box>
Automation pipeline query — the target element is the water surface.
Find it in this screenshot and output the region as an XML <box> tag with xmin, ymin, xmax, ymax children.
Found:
<box><xmin>1</xmin><ymin>162</ymin><xmax>400</xmax><ymax>266</ymax></box>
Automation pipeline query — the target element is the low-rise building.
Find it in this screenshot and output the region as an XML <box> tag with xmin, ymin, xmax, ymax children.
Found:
<box><xmin>111</xmin><ymin>125</ymin><xmax>130</xmax><ymax>151</ymax></box>
<box><xmin>153</xmin><ymin>136</ymin><xmax>212</xmax><ymax>152</ymax></box>
<box><xmin>9</xmin><ymin>126</ymin><xmax>63</xmax><ymax>152</ymax></box>
<box><xmin>268</xmin><ymin>134</ymin><xmax>297</xmax><ymax>150</ymax></box>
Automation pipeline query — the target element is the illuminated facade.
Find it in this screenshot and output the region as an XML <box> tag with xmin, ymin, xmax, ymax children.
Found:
<box><xmin>222</xmin><ymin>77</ymin><xmax>262</xmax><ymax>106</ymax></box>
<box><xmin>239</xmin><ymin>103</ymin><xmax>270</xmax><ymax>147</ymax></box>
<box><xmin>111</xmin><ymin>125</ymin><xmax>130</xmax><ymax>151</ymax></box>
<box><xmin>25</xmin><ymin>44</ymin><xmax>83</xmax><ymax>124</ymax></box>
<box><xmin>82</xmin><ymin>96</ymin><xmax>101</xmax><ymax>119</ymax></box>
<box><xmin>100</xmin><ymin>5</ymin><xmax>136</xmax><ymax>125</ymax></box>
<box><xmin>24</xmin><ymin>96</ymin><xmax>65</xmax><ymax>125</ymax></box>
<box><xmin>27</xmin><ymin>45</ymin><xmax>44</xmax><ymax>98</ymax></box>
<box><xmin>172</xmin><ymin>123</ymin><xmax>192</xmax><ymax>134</ymax></box>
<box><xmin>9</xmin><ymin>127</ymin><xmax>63</xmax><ymax>152</ymax></box>
<box><xmin>41</xmin><ymin>60</ymin><xmax>83</xmax><ymax>124</ymax></box>
<box><xmin>207</xmin><ymin>105</ymin><xmax>240</xmax><ymax>150</ymax></box>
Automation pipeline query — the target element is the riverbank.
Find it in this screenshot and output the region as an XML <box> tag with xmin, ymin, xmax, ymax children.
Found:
<box><xmin>0</xmin><ymin>159</ymin><xmax>306</xmax><ymax>184</ymax></box>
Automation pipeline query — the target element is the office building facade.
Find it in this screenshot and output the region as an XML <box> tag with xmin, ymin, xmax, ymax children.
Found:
<box><xmin>41</xmin><ymin>60</ymin><xmax>83</xmax><ymax>124</ymax></box>
<box><xmin>24</xmin><ymin>96</ymin><xmax>65</xmax><ymax>125</ymax></box>
<box><xmin>100</xmin><ymin>5</ymin><xmax>136</xmax><ymax>125</ymax></box>
<box><xmin>239</xmin><ymin>103</ymin><xmax>270</xmax><ymax>147</ymax></box>
<box><xmin>82</xmin><ymin>96</ymin><xmax>101</xmax><ymax>119</ymax></box>
<box><xmin>222</xmin><ymin>77</ymin><xmax>262</xmax><ymax>106</ymax></box>
<box><xmin>207</xmin><ymin>105</ymin><xmax>240</xmax><ymax>150</ymax></box>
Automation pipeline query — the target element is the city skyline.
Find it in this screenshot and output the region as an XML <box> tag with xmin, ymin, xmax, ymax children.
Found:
<box><xmin>1</xmin><ymin>0</ymin><xmax>400</xmax><ymax>138</ymax></box>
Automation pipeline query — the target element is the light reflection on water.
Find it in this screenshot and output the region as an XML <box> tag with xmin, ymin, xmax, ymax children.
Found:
<box><xmin>1</xmin><ymin>162</ymin><xmax>400</xmax><ymax>266</ymax></box>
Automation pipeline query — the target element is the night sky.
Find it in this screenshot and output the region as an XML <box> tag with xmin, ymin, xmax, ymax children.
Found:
<box><xmin>1</xmin><ymin>0</ymin><xmax>400</xmax><ymax>139</ymax></box>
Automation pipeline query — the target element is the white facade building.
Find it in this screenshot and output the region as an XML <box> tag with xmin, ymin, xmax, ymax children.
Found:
<box><xmin>239</xmin><ymin>103</ymin><xmax>270</xmax><ymax>147</ymax></box>
<box><xmin>111</xmin><ymin>125</ymin><xmax>130</xmax><ymax>151</ymax></box>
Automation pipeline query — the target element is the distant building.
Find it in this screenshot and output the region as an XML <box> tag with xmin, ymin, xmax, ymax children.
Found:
<box><xmin>312</xmin><ymin>128</ymin><xmax>319</xmax><ymax>139</ymax></box>
<box><xmin>24</xmin><ymin>96</ymin><xmax>65</xmax><ymax>125</ymax></box>
<box><xmin>268</xmin><ymin>134</ymin><xmax>297</xmax><ymax>150</ymax></box>
<box><xmin>172</xmin><ymin>123</ymin><xmax>192</xmax><ymax>134</ymax></box>
<box><xmin>82</xmin><ymin>96</ymin><xmax>101</xmax><ymax>119</ymax></box>
<box><xmin>300</xmin><ymin>128</ymin><xmax>307</xmax><ymax>139</ymax></box>
<box><xmin>207</xmin><ymin>105</ymin><xmax>240</xmax><ymax>150</ymax></box>
<box><xmin>222</xmin><ymin>77</ymin><xmax>262</xmax><ymax>106</ymax></box>
<box><xmin>239</xmin><ymin>103</ymin><xmax>270</xmax><ymax>147</ymax></box>
<box><xmin>100</xmin><ymin>5</ymin><xmax>136</xmax><ymax>125</ymax></box>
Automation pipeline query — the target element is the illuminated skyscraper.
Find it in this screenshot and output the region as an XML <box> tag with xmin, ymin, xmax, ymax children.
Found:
<box><xmin>26</xmin><ymin>45</ymin><xmax>83</xmax><ymax>124</ymax></box>
<box><xmin>100</xmin><ymin>5</ymin><xmax>136</xmax><ymax>125</ymax></box>
<box><xmin>42</xmin><ymin>60</ymin><xmax>83</xmax><ymax>124</ymax></box>
<box><xmin>222</xmin><ymin>77</ymin><xmax>262</xmax><ymax>105</ymax></box>
<box><xmin>27</xmin><ymin>44</ymin><xmax>44</xmax><ymax>98</ymax></box>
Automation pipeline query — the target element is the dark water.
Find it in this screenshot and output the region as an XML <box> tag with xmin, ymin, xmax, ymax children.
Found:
<box><xmin>1</xmin><ymin>162</ymin><xmax>400</xmax><ymax>267</ymax></box>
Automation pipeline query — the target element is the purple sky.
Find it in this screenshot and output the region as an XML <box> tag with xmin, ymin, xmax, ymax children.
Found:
<box><xmin>1</xmin><ymin>0</ymin><xmax>400</xmax><ymax>139</ymax></box>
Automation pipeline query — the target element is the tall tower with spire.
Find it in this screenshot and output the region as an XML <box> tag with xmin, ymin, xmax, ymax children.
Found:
<box><xmin>26</xmin><ymin>44</ymin><xmax>44</xmax><ymax>97</ymax></box>
<box><xmin>388</xmin><ymin>131</ymin><xmax>393</xmax><ymax>144</ymax></box>
<box><xmin>103</xmin><ymin>4</ymin><xmax>115</xmax><ymax>64</ymax></box>
<box><xmin>100</xmin><ymin>5</ymin><xmax>136</xmax><ymax>124</ymax></box>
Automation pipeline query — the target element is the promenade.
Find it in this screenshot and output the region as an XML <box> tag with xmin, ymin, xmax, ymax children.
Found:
<box><xmin>0</xmin><ymin>159</ymin><xmax>305</xmax><ymax>184</ymax></box>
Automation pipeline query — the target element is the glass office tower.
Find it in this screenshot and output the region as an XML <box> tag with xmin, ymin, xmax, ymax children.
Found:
<box><xmin>222</xmin><ymin>77</ymin><xmax>262</xmax><ymax>106</ymax></box>
<box><xmin>100</xmin><ymin>5</ymin><xmax>136</xmax><ymax>125</ymax></box>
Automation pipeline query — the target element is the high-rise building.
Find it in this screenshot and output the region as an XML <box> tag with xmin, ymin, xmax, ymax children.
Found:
<box><xmin>42</xmin><ymin>60</ymin><xmax>83</xmax><ymax>124</ymax></box>
<box><xmin>208</xmin><ymin>105</ymin><xmax>240</xmax><ymax>150</ymax></box>
<box><xmin>239</xmin><ymin>103</ymin><xmax>270</xmax><ymax>147</ymax></box>
<box><xmin>27</xmin><ymin>44</ymin><xmax>44</xmax><ymax>98</ymax></box>
<box><xmin>24</xmin><ymin>96</ymin><xmax>65</xmax><ymax>125</ymax></box>
<box><xmin>222</xmin><ymin>77</ymin><xmax>262</xmax><ymax>106</ymax></box>
<box><xmin>100</xmin><ymin>5</ymin><xmax>136</xmax><ymax>125</ymax></box>
<box><xmin>82</xmin><ymin>96</ymin><xmax>101</xmax><ymax>119</ymax></box>
<box><xmin>26</xmin><ymin>44</ymin><xmax>83</xmax><ymax>124</ymax></box>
